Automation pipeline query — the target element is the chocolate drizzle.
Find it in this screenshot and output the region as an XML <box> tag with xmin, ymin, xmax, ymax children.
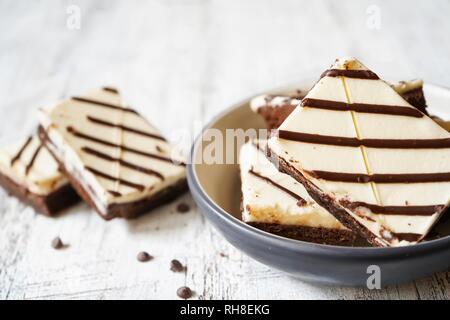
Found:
<box><xmin>86</xmin><ymin>116</ymin><xmax>166</xmax><ymax>141</ymax></box>
<box><xmin>81</xmin><ymin>147</ymin><xmax>164</xmax><ymax>180</ymax></box>
<box><xmin>249</xmin><ymin>169</ymin><xmax>307</xmax><ymax>206</ymax></box>
<box><xmin>107</xmin><ymin>190</ymin><xmax>122</xmax><ymax>197</ymax></box>
<box><xmin>340</xmin><ymin>200</ymin><xmax>444</xmax><ymax>216</ymax></box>
<box><xmin>85</xmin><ymin>166</ymin><xmax>145</xmax><ymax>191</ymax></box>
<box><xmin>25</xmin><ymin>145</ymin><xmax>42</xmax><ymax>175</ymax></box>
<box><xmin>71</xmin><ymin>97</ymin><xmax>138</xmax><ymax>114</ymax></box>
<box><xmin>308</xmin><ymin>170</ymin><xmax>450</xmax><ymax>184</ymax></box>
<box><xmin>10</xmin><ymin>136</ymin><xmax>32</xmax><ymax>166</ymax></box>
<box><xmin>278</xmin><ymin>130</ymin><xmax>450</xmax><ymax>149</ymax></box>
<box><xmin>302</xmin><ymin>98</ymin><xmax>423</xmax><ymax>118</ymax></box>
<box><xmin>321</xmin><ymin>69</ymin><xmax>379</xmax><ymax>80</ymax></box>
<box><xmin>103</xmin><ymin>87</ymin><xmax>119</xmax><ymax>94</ymax></box>
<box><xmin>66</xmin><ymin>126</ymin><xmax>185</xmax><ymax>166</ymax></box>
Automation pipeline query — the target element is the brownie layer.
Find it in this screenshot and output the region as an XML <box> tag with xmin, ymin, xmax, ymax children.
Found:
<box><xmin>257</xmin><ymin>104</ymin><xmax>296</xmax><ymax>130</ymax></box>
<box><xmin>247</xmin><ymin>221</ymin><xmax>357</xmax><ymax>245</ymax></box>
<box><xmin>39</xmin><ymin>126</ymin><xmax>188</xmax><ymax>220</ymax></box>
<box><xmin>0</xmin><ymin>171</ymin><xmax>80</xmax><ymax>216</ymax></box>
<box><xmin>401</xmin><ymin>87</ymin><xmax>428</xmax><ymax>114</ymax></box>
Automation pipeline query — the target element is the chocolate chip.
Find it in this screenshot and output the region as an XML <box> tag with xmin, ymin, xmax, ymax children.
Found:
<box><xmin>51</xmin><ymin>237</ymin><xmax>64</xmax><ymax>249</ymax></box>
<box><xmin>176</xmin><ymin>203</ymin><xmax>190</xmax><ymax>213</ymax></box>
<box><xmin>137</xmin><ymin>251</ymin><xmax>153</xmax><ymax>262</ymax></box>
<box><xmin>170</xmin><ymin>259</ymin><xmax>185</xmax><ymax>272</ymax></box>
<box><xmin>219</xmin><ymin>252</ymin><xmax>228</xmax><ymax>258</ymax></box>
<box><xmin>177</xmin><ymin>286</ymin><xmax>192</xmax><ymax>299</ymax></box>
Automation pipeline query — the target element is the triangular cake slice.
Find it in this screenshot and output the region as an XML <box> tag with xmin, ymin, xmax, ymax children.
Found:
<box><xmin>38</xmin><ymin>87</ymin><xmax>187</xmax><ymax>220</ymax></box>
<box><xmin>240</xmin><ymin>139</ymin><xmax>356</xmax><ymax>245</ymax></box>
<box><xmin>267</xmin><ymin>58</ymin><xmax>450</xmax><ymax>247</ymax></box>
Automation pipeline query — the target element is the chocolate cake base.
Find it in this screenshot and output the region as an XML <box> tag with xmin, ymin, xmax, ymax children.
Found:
<box><xmin>401</xmin><ymin>87</ymin><xmax>428</xmax><ymax>115</ymax></box>
<box><xmin>247</xmin><ymin>221</ymin><xmax>357</xmax><ymax>246</ymax></box>
<box><xmin>266</xmin><ymin>147</ymin><xmax>383</xmax><ymax>247</ymax></box>
<box><xmin>38</xmin><ymin>126</ymin><xmax>188</xmax><ymax>220</ymax></box>
<box><xmin>0</xmin><ymin>171</ymin><xmax>80</xmax><ymax>216</ymax></box>
<box><xmin>257</xmin><ymin>105</ymin><xmax>296</xmax><ymax>130</ymax></box>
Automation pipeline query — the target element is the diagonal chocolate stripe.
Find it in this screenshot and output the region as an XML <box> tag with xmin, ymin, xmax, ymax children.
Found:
<box><xmin>103</xmin><ymin>87</ymin><xmax>119</xmax><ymax>94</ymax></box>
<box><xmin>302</xmin><ymin>98</ymin><xmax>423</xmax><ymax>118</ymax></box>
<box><xmin>278</xmin><ymin>130</ymin><xmax>450</xmax><ymax>149</ymax></box>
<box><xmin>72</xmin><ymin>97</ymin><xmax>138</xmax><ymax>114</ymax></box>
<box><xmin>249</xmin><ymin>169</ymin><xmax>307</xmax><ymax>206</ymax></box>
<box><xmin>81</xmin><ymin>146</ymin><xmax>164</xmax><ymax>180</ymax></box>
<box><xmin>340</xmin><ymin>199</ymin><xmax>444</xmax><ymax>216</ymax></box>
<box><xmin>308</xmin><ymin>170</ymin><xmax>450</xmax><ymax>183</ymax></box>
<box><xmin>10</xmin><ymin>136</ymin><xmax>32</xmax><ymax>166</ymax></box>
<box><xmin>86</xmin><ymin>116</ymin><xmax>166</xmax><ymax>141</ymax></box>
<box><xmin>85</xmin><ymin>166</ymin><xmax>145</xmax><ymax>191</ymax></box>
<box><xmin>108</xmin><ymin>190</ymin><xmax>122</xmax><ymax>197</ymax></box>
<box><xmin>66</xmin><ymin>126</ymin><xmax>185</xmax><ymax>166</ymax></box>
<box><xmin>321</xmin><ymin>69</ymin><xmax>379</xmax><ymax>80</ymax></box>
<box><xmin>25</xmin><ymin>144</ymin><xmax>42</xmax><ymax>175</ymax></box>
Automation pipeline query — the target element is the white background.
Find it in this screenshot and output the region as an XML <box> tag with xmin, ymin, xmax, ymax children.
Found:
<box><xmin>0</xmin><ymin>0</ymin><xmax>449</xmax><ymax>299</ymax></box>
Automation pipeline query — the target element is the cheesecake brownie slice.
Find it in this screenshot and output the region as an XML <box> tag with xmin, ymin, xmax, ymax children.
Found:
<box><xmin>251</xmin><ymin>80</ymin><xmax>428</xmax><ymax>129</ymax></box>
<box><xmin>267</xmin><ymin>57</ymin><xmax>450</xmax><ymax>247</ymax></box>
<box><xmin>240</xmin><ymin>140</ymin><xmax>356</xmax><ymax>245</ymax></box>
<box><xmin>39</xmin><ymin>87</ymin><xmax>187</xmax><ymax>220</ymax></box>
<box><xmin>0</xmin><ymin>135</ymin><xmax>80</xmax><ymax>216</ymax></box>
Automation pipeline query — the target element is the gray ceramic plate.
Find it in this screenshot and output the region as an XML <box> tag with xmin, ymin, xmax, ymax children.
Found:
<box><xmin>187</xmin><ymin>80</ymin><xmax>450</xmax><ymax>287</ymax></box>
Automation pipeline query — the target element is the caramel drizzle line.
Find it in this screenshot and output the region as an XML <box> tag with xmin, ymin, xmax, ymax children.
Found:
<box><xmin>340</xmin><ymin>200</ymin><xmax>444</xmax><ymax>216</ymax></box>
<box><xmin>321</xmin><ymin>69</ymin><xmax>379</xmax><ymax>80</ymax></box>
<box><xmin>71</xmin><ymin>97</ymin><xmax>138</xmax><ymax>114</ymax></box>
<box><xmin>82</xmin><ymin>146</ymin><xmax>164</xmax><ymax>180</ymax></box>
<box><xmin>308</xmin><ymin>170</ymin><xmax>450</xmax><ymax>184</ymax></box>
<box><xmin>103</xmin><ymin>87</ymin><xmax>119</xmax><ymax>94</ymax></box>
<box><xmin>87</xmin><ymin>116</ymin><xmax>166</xmax><ymax>141</ymax></box>
<box><xmin>25</xmin><ymin>144</ymin><xmax>42</xmax><ymax>175</ymax></box>
<box><xmin>277</xmin><ymin>130</ymin><xmax>450</xmax><ymax>149</ymax></box>
<box><xmin>249</xmin><ymin>169</ymin><xmax>307</xmax><ymax>206</ymax></box>
<box><xmin>302</xmin><ymin>98</ymin><xmax>423</xmax><ymax>118</ymax></box>
<box><xmin>10</xmin><ymin>136</ymin><xmax>32</xmax><ymax>166</ymax></box>
<box><xmin>67</xmin><ymin>126</ymin><xmax>186</xmax><ymax>166</ymax></box>
<box><xmin>85</xmin><ymin>166</ymin><xmax>145</xmax><ymax>191</ymax></box>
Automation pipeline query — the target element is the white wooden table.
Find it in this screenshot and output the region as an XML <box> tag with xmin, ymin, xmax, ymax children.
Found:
<box><xmin>1</xmin><ymin>0</ymin><xmax>449</xmax><ymax>300</ymax></box>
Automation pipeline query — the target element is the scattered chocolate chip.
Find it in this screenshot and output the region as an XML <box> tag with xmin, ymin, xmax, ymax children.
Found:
<box><xmin>170</xmin><ymin>259</ymin><xmax>185</xmax><ymax>272</ymax></box>
<box><xmin>219</xmin><ymin>252</ymin><xmax>228</xmax><ymax>258</ymax></box>
<box><xmin>137</xmin><ymin>251</ymin><xmax>153</xmax><ymax>262</ymax></box>
<box><xmin>177</xmin><ymin>286</ymin><xmax>193</xmax><ymax>299</ymax></box>
<box><xmin>176</xmin><ymin>203</ymin><xmax>190</xmax><ymax>213</ymax></box>
<box><xmin>51</xmin><ymin>237</ymin><xmax>64</xmax><ymax>249</ymax></box>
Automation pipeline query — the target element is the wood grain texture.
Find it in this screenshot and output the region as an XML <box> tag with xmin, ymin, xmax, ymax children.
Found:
<box><xmin>0</xmin><ymin>0</ymin><xmax>449</xmax><ymax>300</ymax></box>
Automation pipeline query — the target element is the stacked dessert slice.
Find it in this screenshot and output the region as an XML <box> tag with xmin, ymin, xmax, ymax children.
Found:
<box><xmin>267</xmin><ymin>57</ymin><xmax>450</xmax><ymax>247</ymax></box>
<box><xmin>240</xmin><ymin>139</ymin><xmax>356</xmax><ymax>245</ymax></box>
<box><xmin>0</xmin><ymin>135</ymin><xmax>80</xmax><ymax>215</ymax></box>
<box><xmin>38</xmin><ymin>87</ymin><xmax>187</xmax><ymax>220</ymax></box>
